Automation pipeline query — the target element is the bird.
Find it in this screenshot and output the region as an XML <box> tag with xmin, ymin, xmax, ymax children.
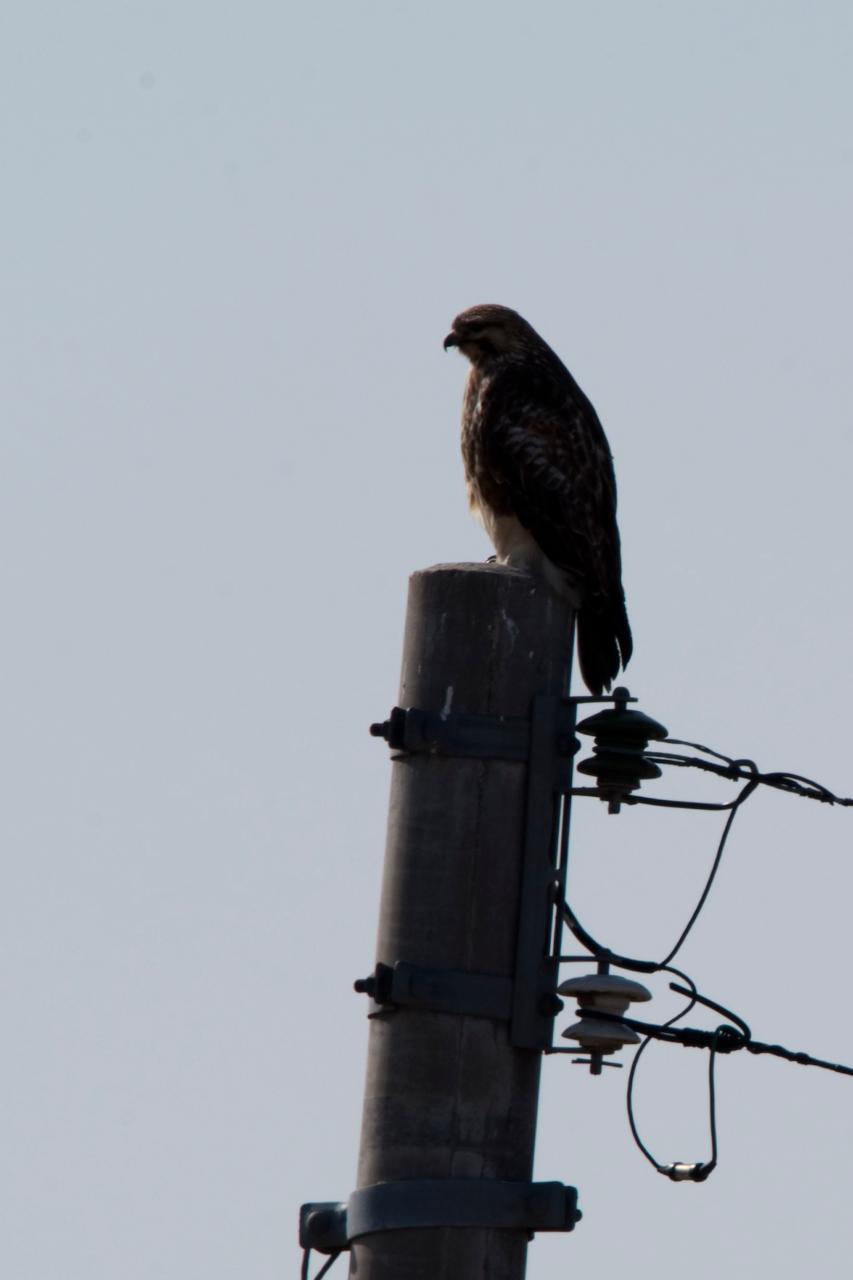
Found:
<box><xmin>443</xmin><ymin>303</ymin><xmax>632</xmax><ymax>695</ymax></box>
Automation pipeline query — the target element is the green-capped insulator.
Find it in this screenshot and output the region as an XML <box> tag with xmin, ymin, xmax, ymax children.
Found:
<box><xmin>575</xmin><ymin>703</ymin><xmax>669</xmax><ymax>807</ymax></box>
<box><xmin>575</xmin><ymin>706</ymin><xmax>669</xmax><ymax>745</ymax></box>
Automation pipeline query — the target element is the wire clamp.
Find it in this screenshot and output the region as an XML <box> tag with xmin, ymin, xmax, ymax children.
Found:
<box><xmin>663</xmin><ymin>1161</ymin><xmax>714</xmax><ymax>1182</ymax></box>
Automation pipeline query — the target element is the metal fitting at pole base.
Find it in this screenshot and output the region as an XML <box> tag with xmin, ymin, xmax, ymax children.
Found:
<box><xmin>299</xmin><ymin>1179</ymin><xmax>582</xmax><ymax>1257</ymax></box>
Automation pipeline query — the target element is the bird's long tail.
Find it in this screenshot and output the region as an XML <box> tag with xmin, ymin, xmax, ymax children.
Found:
<box><xmin>576</xmin><ymin>599</ymin><xmax>633</xmax><ymax>696</ymax></box>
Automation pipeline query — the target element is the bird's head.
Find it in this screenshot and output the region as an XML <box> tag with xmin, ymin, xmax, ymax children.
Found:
<box><xmin>443</xmin><ymin>304</ymin><xmax>535</xmax><ymax>367</ymax></box>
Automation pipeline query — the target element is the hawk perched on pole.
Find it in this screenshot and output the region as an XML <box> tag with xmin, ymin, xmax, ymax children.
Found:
<box><xmin>444</xmin><ymin>304</ymin><xmax>632</xmax><ymax>695</ymax></box>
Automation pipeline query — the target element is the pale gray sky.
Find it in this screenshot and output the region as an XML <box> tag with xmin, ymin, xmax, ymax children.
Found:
<box><xmin>2</xmin><ymin>3</ymin><xmax>852</xmax><ymax>1276</ymax></box>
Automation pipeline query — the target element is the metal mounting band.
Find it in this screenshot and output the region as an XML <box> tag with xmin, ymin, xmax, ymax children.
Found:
<box><xmin>349</xmin><ymin>1178</ymin><xmax>581</xmax><ymax>1236</ymax></box>
<box><xmin>370</xmin><ymin>704</ymin><xmax>579</xmax><ymax>765</ymax></box>
<box><xmin>366</xmin><ymin>695</ymin><xmax>579</xmax><ymax>1050</ymax></box>
<box><xmin>359</xmin><ymin>961</ymin><xmax>514</xmax><ymax>1021</ymax></box>
<box><xmin>300</xmin><ymin>1179</ymin><xmax>581</xmax><ymax>1253</ymax></box>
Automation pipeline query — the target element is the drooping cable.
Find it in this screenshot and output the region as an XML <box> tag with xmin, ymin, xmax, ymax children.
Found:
<box><xmin>625</xmin><ymin>968</ymin><xmax>697</xmax><ymax>1172</ymax></box>
<box><xmin>559</xmin><ymin>726</ymin><xmax>852</xmax><ymax>1180</ymax></box>
<box><xmin>602</xmin><ymin>977</ymin><xmax>853</xmax><ymax>1173</ymax></box>
<box><xmin>561</xmin><ymin>778</ymin><xmax>753</xmax><ymax>973</ymax></box>
<box><xmin>301</xmin><ymin>1250</ymin><xmax>343</xmax><ymax>1280</ymax></box>
<box><xmin>659</xmin><ymin>779</ymin><xmax>757</xmax><ymax>967</ymax></box>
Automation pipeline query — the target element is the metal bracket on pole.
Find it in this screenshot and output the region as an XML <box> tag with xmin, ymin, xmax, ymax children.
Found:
<box><xmin>510</xmin><ymin>694</ymin><xmax>577</xmax><ymax>1050</ymax></box>
<box><xmin>369</xmin><ymin>694</ymin><xmax>581</xmax><ymax>1052</ymax></box>
<box><xmin>370</xmin><ymin>705</ymin><xmax>530</xmax><ymax>761</ymax></box>
<box><xmin>300</xmin><ymin>1180</ymin><xmax>582</xmax><ymax>1255</ymax></box>
<box><xmin>370</xmin><ymin>703</ymin><xmax>579</xmax><ymax>765</ymax></box>
<box><xmin>354</xmin><ymin>960</ymin><xmax>514</xmax><ymax>1021</ymax></box>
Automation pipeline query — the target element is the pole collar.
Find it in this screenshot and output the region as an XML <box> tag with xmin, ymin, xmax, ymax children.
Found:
<box><xmin>300</xmin><ymin>1178</ymin><xmax>581</xmax><ymax>1254</ymax></box>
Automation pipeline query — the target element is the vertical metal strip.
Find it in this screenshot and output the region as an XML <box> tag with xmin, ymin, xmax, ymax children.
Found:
<box><xmin>510</xmin><ymin>694</ymin><xmax>563</xmax><ymax>1049</ymax></box>
<box><xmin>551</xmin><ymin>698</ymin><xmax>578</xmax><ymax>964</ymax></box>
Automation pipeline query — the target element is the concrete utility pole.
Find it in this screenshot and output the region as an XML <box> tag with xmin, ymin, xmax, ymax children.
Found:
<box><xmin>350</xmin><ymin>562</ymin><xmax>575</xmax><ymax>1280</ymax></box>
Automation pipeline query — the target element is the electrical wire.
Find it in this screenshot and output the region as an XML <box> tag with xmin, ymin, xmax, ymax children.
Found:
<box><xmin>744</xmin><ymin>1040</ymin><xmax>853</xmax><ymax>1077</ymax></box>
<box><xmin>659</xmin><ymin>780</ymin><xmax>757</xmax><ymax>966</ymax></box>
<box><xmin>301</xmin><ymin>1250</ymin><xmax>343</xmax><ymax>1280</ymax></box>
<box><xmin>645</xmin><ymin>738</ymin><xmax>853</xmax><ymax>807</ymax></box>
<box><xmin>626</xmin><ymin>981</ymin><xmax>749</xmax><ymax>1179</ymax></box>
<box><xmin>561</xmin><ymin>776</ymin><xmax>754</xmax><ymax>973</ymax></box>
<box><xmin>595</xmin><ymin>1001</ymin><xmax>853</xmax><ymax>1080</ymax></box>
<box><xmin>703</xmin><ymin>1030</ymin><xmax>721</xmax><ymax>1180</ymax></box>
<box><xmin>559</xmin><ymin>735</ymin><xmax>852</xmax><ymax>1179</ymax></box>
<box><xmin>564</xmin><ymin>735</ymin><xmax>850</xmax><ymax>971</ymax></box>
<box><xmin>315</xmin><ymin>1253</ymin><xmax>342</xmax><ymax>1280</ymax></box>
<box><xmin>625</xmin><ymin>969</ymin><xmax>697</xmax><ymax>1172</ymax></box>
<box><xmin>596</xmin><ymin>978</ymin><xmax>853</xmax><ymax>1176</ymax></box>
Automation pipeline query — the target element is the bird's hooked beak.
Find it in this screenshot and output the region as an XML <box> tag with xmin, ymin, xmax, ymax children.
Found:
<box><xmin>443</xmin><ymin>330</ymin><xmax>460</xmax><ymax>351</ymax></box>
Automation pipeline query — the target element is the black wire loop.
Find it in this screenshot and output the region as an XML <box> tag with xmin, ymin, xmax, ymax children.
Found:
<box><xmin>558</xmin><ymin>731</ymin><xmax>853</xmax><ymax>1180</ymax></box>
